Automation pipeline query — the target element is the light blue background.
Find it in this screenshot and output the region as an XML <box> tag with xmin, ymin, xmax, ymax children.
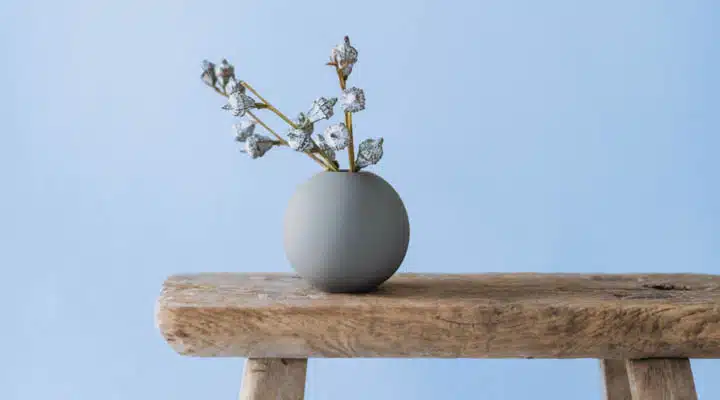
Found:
<box><xmin>3</xmin><ymin>1</ymin><xmax>719</xmax><ymax>399</ymax></box>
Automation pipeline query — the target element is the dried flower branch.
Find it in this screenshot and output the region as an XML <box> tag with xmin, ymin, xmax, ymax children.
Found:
<box><xmin>215</xmin><ymin>59</ymin><xmax>235</xmax><ymax>90</ymax></box>
<box><xmin>242</xmin><ymin>134</ymin><xmax>275</xmax><ymax>159</ymax></box>
<box><xmin>201</xmin><ymin>60</ymin><xmax>217</xmax><ymax>87</ymax></box>
<box><xmin>233</xmin><ymin>120</ymin><xmax>257</xmax><ymax>142</ymax></box>
<box><xmin>340</xmin><ymin>87</ymin><xmax>365</xmax><ymax>113</ymax></box>
<box><xmin>323</xmin><ymin>123</ymin><xmax>350</xmax><ymax>151</ymax></box>
<box><xmin>241</xmin><ymin>81</ymin><xmax>299</xmax><ymax>129</ymax></box>
<box><xmin>315</xmin><ymin>134</ymin><xmax>336</xmax><ymax>162</ymax></box>
<box><xmin>329</xmin><ymin>36</ymin><xmax>358</xmax><ymax>79</ymax></box>
<box><xmin>246</xmin><ymin>110</ymin><xmax>331</xmax><ymax>168</ymax></box>
<box><xmin>287</xmin><ymin>128</ymin><xmax>315</xmax><ymax>152</ymax></box>
<box><xmin>327</xmin><ymin>36</ymin><xmax>367</xmax><ymax>171</ymax></box>
<box><xmin>356</xmin><ymin>138</ymin><xmax>384</xmax><ymax>169</ymax></box>
<box><xmin>222</xmin><ymin>91</ymin><xmax>258</xmax><ymax>117</ymax></box>
<box><xmin>307</xmin><ymin>97</ymin><xmax>338</xmax><ymax>123</ymax></box>
<box><xmin>200</xmin><ymin>35</ymin><xmax>384</xmax><ymax>173</ymax></box>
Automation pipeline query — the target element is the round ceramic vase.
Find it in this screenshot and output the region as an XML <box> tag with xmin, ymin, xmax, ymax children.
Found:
<box><xmin>283</xmin><ymin>171</ymin><xmax>410</xmax><ymax>293</ymax></box>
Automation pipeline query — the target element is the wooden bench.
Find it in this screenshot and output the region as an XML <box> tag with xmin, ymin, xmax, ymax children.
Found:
<box><xmin>155</xmin><ymin>273</ymin><xmax>720</xmax><ymax>399</ymax></box>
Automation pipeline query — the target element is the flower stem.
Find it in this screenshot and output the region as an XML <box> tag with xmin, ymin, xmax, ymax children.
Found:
<box><xmin>212</xmin><ymin>85</ymin><xmax>227</xmax><ymax>97</ymax></box>
<box><xmin>240</xmin><ymin>82</ymin><xmax>338</xmax><ymax>171</ymax></box>
<box><xmin>247</xmin><ymin>110</ymin><xmax>333</xmax><ymax>170</ymax></box>
<box><xmin>333</xmin><ymin>63</ymin><xmax>356</xmax><ymax>172</ymax></box>
<box><xmin>335</xmin><ymin>68</ymin><xmax>347</xmax><ymax>91</ymax></box>
<box><xmin>246</xmin><ymin>110</ymin><xmax>287</xmax><ymax>145</ymax></box>
<box><xmin>314</xmin><ymin>141</ymin><xmax>338</xmax><ymax>170</ymax></box>
<box><xmin>213</xmin><ymin>86</ymin><xmax>336</xmax><ymax>171</ymax></box>
<box><xmin>311</xmin><ymin>151</ymin><xmax>337</xmax><ymax>170</ymax></box>
<box><xmin>241</xmin><ymin>81</ymin><xmax>299</xmax><ymax>129</ymax></box>
<box><xmin>345</xmin><ymin>112</ymin><xmax>356</xmax><ymax>172</ymax></box>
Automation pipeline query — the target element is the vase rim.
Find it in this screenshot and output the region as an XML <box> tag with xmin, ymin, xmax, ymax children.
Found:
<box><xmin>324</xmin><ymin>169</ymin><xmax>371</xmax><ymax>173</ymax></box>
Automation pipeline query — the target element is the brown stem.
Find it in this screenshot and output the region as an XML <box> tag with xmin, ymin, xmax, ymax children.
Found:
<box><xmin>246</xmin><ymin>110</ymin><xmax>287</xmax><ymax>145</ymax></box>
<box><xmin>345</xmin><ymin>112</ymin><xmax>355</xmax><ymax>172</ymax></box>
<box><xmin>241</xmin><ymin>82</ymin><xmax>338</xmax><ymax>171</ymax></box>
<box><xmin>333</xmin><ymin>62</ymin><xmax>355</xmax><ymax>172</ymax></box>
<box><xmin>247</xmin><ymin>111</ymin><xmax>332</xmax><ymax>170</ymax></box>
<box><xmin>213</xmin><ymin>86</ymin><xmax>335</xmax><ymax>170</ymax></box>
<box><xmin>241</xmin><ymin>82</ymin><xmax>299</xmax><ymax>130</ymax></box>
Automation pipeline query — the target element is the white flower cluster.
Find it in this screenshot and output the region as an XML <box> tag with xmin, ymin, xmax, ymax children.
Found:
<box><xmin>202</xmin><ymin>59</ymin><xmax>244</xmax><ymax>95</ymax></box>
<box><xmin>340</xmin><ymin>87</ymin><xmax>365</xmax><ymax>113</ymax></box>
<box><xmin>200</xmin><ymin>36</ymin><xmax>385</xmax><ymax>170</ymax></box>
<box><xmin>233</xmin><ymin>118</ymin><xmax>275</xmax><ymax>158</ymax></box>
<box><xmin>332</xmin><ymin>36</ymin><xmax>358</xmax><ymax>78</ymax></box>
<box><xmin>222</xmin><ymin>91</ymin><xmax>257</xmax><ymax>117</ymax></box>
<box><xmin>356</xmin><ymin>138</ymin><xmax>384</xmax><ymax>169</ymax></box>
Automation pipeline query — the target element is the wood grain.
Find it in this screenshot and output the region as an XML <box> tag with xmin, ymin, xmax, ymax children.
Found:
<box><xmin>626</xmin><ymin>358</ymin><xmax>697</xmax><ymax>400</ymax></box>
<box><xmin>601</xmin><ymin>360</ymin><xmax>632</xmax><ymax>400</ymax></box>
<box><xmin>155</xmin><ymin>273</ymin><xmax>720</xmax><ymax>358</ymax></box>
<box><xmin>239</xmin><ymin>358</ymin><xmax>307</xmax><ymax>400</ymax></box>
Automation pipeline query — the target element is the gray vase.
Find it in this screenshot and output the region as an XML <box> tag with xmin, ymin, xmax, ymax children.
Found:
<box><xmin>283</xmin><ymin>171</ymin><xmax>410</xmax><ymax>293</ymax></box>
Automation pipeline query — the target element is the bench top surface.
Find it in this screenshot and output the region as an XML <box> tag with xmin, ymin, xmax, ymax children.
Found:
<box><xmin>156</xmin><ymin>273</ymin><xmax>720</xmax><ymax>359</ymax></box>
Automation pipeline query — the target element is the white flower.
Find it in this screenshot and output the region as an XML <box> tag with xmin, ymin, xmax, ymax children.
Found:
<box><xmin>296</xmin><ymin>113</ymin><xmax>314</xmax><ymax>134</ymax></box>
<box><xmin>322</xmin><ymin>123</ymin><xmax>350</xmax><ymax>151</ymax></box>
<box><xmin>315</xmin><ymin>135</ymin><xmax>336</xmax><ymax>161</ymax></box>
<box><xmin>222</xmin><ymin>92</ymin><xmax>257</xmax><ymax>117</ymax></box>
<box><xmin>306</xmin><ymin>97</ymin><xmax>337</xmax><ymax>123</ymax></box>
<box><xmin>355</xmin><ymin>138</ymin><xmax>384</xmax><ymax>169</ymax></box>
<box><xmin>287</xmin><ymin>129</ymin><xmax>315</xmax><ymax>152</ymax></box>
<box><xmin>215</xmin><ymin>59</ymin><xmax>235</xmax><ymax>88</ymax></box>
<box><xmin>340</xmin><ymin>87</ymin><xmax>365</xmax><ymax>113</ymax></box>
<box><xmin>331</xmin><ymin>36</ymin><xmax>358</xmax><ymax>78</ymax></box>
<box><xmin>242</xmin><ymin>134</ymin><xmax>274</xmax><ymax>159</ymax></box>
<box><xmin>225</xmin><ymin>77</ymin><xmax>245</xmax><ymax>94</ymax></box>
<box><xmin>233</xmin><ymin>120</ymin><xmax>256</xmax><ymax>142</ymax></box>
<box><xmin>201</xmin><ymin>60</ymin><xmax>217</xmax><ymax>87</ymax></box>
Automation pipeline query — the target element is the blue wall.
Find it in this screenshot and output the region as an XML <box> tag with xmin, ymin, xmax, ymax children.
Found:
<box><xmin>3</xmin><ymin>1</ymin><xmax>719</xmax><ymax>398</ymax></box>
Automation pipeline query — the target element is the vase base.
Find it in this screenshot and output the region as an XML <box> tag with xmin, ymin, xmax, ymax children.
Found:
<box><xmin>304</xmin><ymin>279</ymin><xmax>385</xmax><ymax>294</ymax></box>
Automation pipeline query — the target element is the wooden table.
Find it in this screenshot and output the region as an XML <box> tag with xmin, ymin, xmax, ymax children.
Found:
<box><xmin>155</xmin><ymin>273</ymin><xmax>720</xmax><ymax>399</ymax></box>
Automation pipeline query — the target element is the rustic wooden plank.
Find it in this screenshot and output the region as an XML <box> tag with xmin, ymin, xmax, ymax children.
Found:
<box><xmin>626</xmin><ymin>358</ymin><xmax>697</xmax><ymax>400</ymax></box>
<box><xmin>239</xmin><ymin>358</ymin><xmax>307</xmax><ymax>400</ymax></box>
<box><xmin>155</xmin><ymin>273</ymin><xmax>720</xmax><ymax>358</ymax></box>
<box><xmin>601</xmin><ymin>360</ymin><xmax>632</xmax><ymax>400</ymax></box>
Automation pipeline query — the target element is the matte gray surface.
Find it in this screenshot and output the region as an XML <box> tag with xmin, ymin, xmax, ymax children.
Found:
<box><xmin>283</xmin><ymin>171</ymin><xmax>410</xmax><ymax>293</ymax></box>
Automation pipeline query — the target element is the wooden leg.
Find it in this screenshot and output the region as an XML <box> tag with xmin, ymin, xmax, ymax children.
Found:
<box><xmin>625</xmin><ymin>358</ymin><xmax>697</xmax><ymax>400</ymax></box>
<box><xmin>239</xmin><ymin>358</ymin><xmax>307</xmax><ymax>400</ymax></box>
<box><xmin>601</xmin><ymin>360</ymin><xmax>632</xmax><ymax>400</ymax></box>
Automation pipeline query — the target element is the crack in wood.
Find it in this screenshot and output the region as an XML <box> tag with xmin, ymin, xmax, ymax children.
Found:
<box><xmin>643</xmin><ymin>283</ymin><xmax>692</xmax><ymax>291</ymax></box>
<box><xmin>435</xmin><ymin>317</ymin><xmax>479</xmax><ymax>327</ymax></box>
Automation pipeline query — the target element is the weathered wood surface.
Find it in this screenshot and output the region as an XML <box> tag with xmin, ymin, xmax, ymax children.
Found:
<box><xmin>239</xmin><ymin>358</ymin><xmax>307</xmax><ymax>400</ymax></box>
<box><xmin>626</xmin><ymin>358</ymin><xmax>697</xmax><ymax>400</ymax></box>
<box><xmin>601</xmin><ymin>360</ymin><xmax>632</xmax><ymax>400</ymax></box>
<box><xmin>155</xmin><ymin>273</ymin><xmax>720</xmax><ymax>358</ymax></box>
